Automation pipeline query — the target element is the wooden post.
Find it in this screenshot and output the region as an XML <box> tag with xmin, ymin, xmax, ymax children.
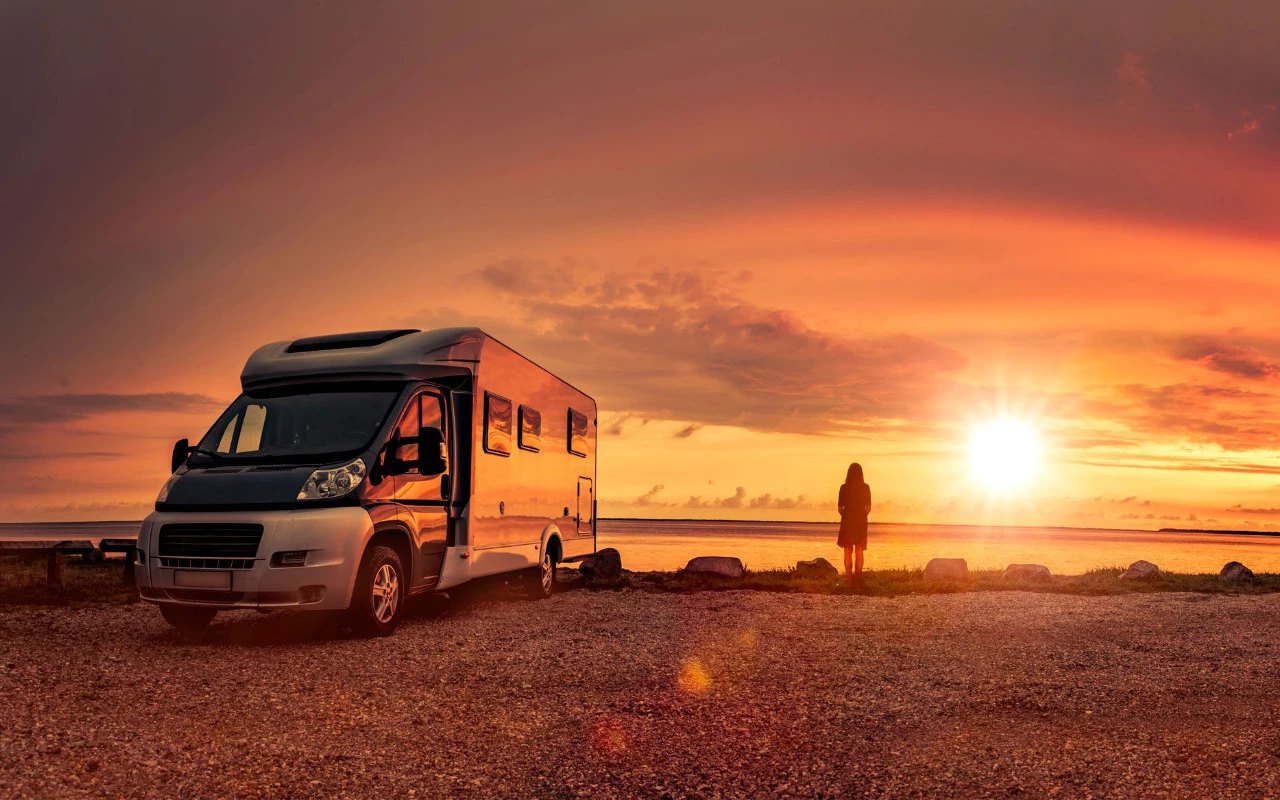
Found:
<box><xmin>122</xmin><ymin>547</ymin><xmax>136</xmax><ymax>586</ymax></box>
<box><xmin>46</xmin><ymin>550</ymin><xmax>63</xmax><ymax>589</ymax></box>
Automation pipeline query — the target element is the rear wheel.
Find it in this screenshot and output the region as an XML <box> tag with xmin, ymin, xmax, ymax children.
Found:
<box><xmin>159</xmin><ymin>604</ymin><xmax>217</xmax><ymax>631</ymax></box>
<box><xmin>527</xmin><ymin>547</ymin><xmax>557</xmax><ymax>599</ymax></box>
<box><xmin>349</xmin><ymin>545</ymin><xmax>405</xmax><ymax>637</ymax></box>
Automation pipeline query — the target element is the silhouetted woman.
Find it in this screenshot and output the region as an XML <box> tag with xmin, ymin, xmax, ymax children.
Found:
<box><xmin>838</xmin><ymin>463</ymin><xmax>871</xmax><ymax>587</ymax></box>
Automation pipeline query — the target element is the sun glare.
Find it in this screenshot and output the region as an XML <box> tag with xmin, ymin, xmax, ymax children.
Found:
<box><xmin>968</xmin><ymin>419</ymin><xmax>1043</xmax><ymax>493</ymax></box>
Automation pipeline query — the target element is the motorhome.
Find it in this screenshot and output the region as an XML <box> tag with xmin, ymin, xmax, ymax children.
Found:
<box><xmin>135</xmin><ymin>328</ymin><xmax>597</xmax><ymax>636</ymax></box>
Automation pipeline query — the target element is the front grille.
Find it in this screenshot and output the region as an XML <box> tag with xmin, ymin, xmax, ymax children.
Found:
<box><xmin>158</xmin><ymin>557</ymin><xmax>254</xmax><ymax>570</ymax></box>
<box><xmin>158</xmin><ymin>524</ymin><xmax>263</xmax><ymax>558</ymax></box>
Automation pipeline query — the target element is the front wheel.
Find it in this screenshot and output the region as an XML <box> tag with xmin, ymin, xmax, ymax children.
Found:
<box><xmin>527</xmin><ymin>548</ymin><xmax>557</xmax><ymax>599</ymax></box>
<box><xmin>159</xmin><ymin>604</ymin><xmax>217</xmax><ymax>631</ymax></box>
<box><xmin>349</xmin><ymin>545</ymin><xmax>405</xmax><ymax>637</ymax></box>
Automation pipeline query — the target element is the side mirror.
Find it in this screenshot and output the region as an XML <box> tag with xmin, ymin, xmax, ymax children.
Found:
<box><xmin>419</xmin><ymin>427</ymin><xmax>447</xmax><ymax>476</ymax></box>
<box><xmin>170</xmin><ymin>438</ymin><xmax>190</xmax><ymax>473</ymax></box>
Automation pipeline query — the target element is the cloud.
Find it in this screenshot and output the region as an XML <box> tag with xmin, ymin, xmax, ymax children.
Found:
<box><xmin>634</xmin><ymin>484</ymin><xmax>665</xmax><ymax>507</ymax></box>
<box><xmin>1108</xmin><ymin>383</ymin><xmax>1280</xmax><ymax>451</ymax></box>
<box><xmin>466</xmin><ymin>262</ymin><xmax>966</xmax><ymax>435</ymax></box>
<box><xmin>673</xmin><ymin>424</ymin><xmax>701</xmax><ymax>439</ymax></box>
<box><xmin>0</xmin><ymin>393</ymin><xmax>221</xmax><ymax>426</ymax></box>
<box><xmin>602</xmin><ymin>413</ymin><xmax>647</xmax><ymax>437</ymax></box>
<box><xmin>686</xmin><ymin>486</ymin><xmax>748</xmax><ymax>509</ymax></box>
<box><xmin>1173</xmin><ymin>336</ymin><xmax>1280</xmax><ymax>379</ymax></box>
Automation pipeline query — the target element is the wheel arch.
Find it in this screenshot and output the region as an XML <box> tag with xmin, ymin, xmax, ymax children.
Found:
<box><xmin>366</xmin><ymin>520</ymin><xmax>414</xmax><ymax>580</ymax></box>
<box><xmin>540</xmin><ymin>525</ymin><xmax>563</xmax><ymax>565</ymax></box>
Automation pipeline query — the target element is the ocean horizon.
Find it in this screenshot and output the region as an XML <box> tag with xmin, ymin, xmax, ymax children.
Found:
<box><xmin>4</xmin><ymin>517</ymin><xmax>1279</xmax><ymax>574</ymax></box>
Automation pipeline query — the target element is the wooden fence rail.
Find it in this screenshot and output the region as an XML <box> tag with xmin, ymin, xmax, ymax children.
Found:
<box><xmin>0</xmin><ymin>539</ymin><xmax>138</xmax><ymax>589</ymax></box>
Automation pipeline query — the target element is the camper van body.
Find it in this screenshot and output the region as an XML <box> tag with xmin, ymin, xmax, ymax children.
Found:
<box><xmin>134</xmin><ymin>328</ymin><xmax>597</xmax><ymax>633</ymax></box>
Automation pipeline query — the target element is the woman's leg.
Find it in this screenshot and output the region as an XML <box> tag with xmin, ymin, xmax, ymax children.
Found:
<box><xmin>854</xmin><ymin>546</ymin><xmax>865</xmax><ymax>581</ymax></box>
<box><xmin>843</xmin><ymin>545</ymin><xmax>853</xmax><ymax>581</ymax></box>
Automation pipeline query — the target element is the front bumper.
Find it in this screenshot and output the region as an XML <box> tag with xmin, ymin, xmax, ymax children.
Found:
<box><xmin>135</xmin><ymin>507</ymin><xmax>375</xmax><ymax>611</ymax></box>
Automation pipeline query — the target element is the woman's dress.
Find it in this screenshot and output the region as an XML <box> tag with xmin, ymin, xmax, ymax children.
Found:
<box><xmin>838</xmin><ymin>482</ymin><xmax>871</xmax><ymax>549</ymax></box>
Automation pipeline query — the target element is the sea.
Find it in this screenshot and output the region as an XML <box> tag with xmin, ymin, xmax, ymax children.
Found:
<box><xmin>2</xmin><ymin>519</ymin><xmax>1278</xmax><ymax>574</ymax></box>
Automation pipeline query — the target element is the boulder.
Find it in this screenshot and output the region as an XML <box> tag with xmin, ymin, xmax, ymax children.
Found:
<box><xmin>1003</xmin><ymin>563</ymin><xmax>1052</xmax><ymax>582</ymax></box>
<box><xmin>579</xmin><ymin>548</ymin><xmax>623</xmax><ymax>581</ymax></box>
<box><xmin>794</xmin><ymin>557</ymin><xmax>839</xmax><ymax>581</ymax></box>
<box><xmin>1219</xmin><ymin>561</ymin><xmax>1255</xmax><ymax>583</ymax></box>
<box><xmin>923</xmin><ymin>558</ymin><xmax>969</xmax><ymax>582</ymax></box>
<box><xmin>683</xmin><ymin>556</ymin><xmax>745</xmax><ymax>579</ymax></box>
<box><xmin>1119</xmin><ymin>560</ymin><xmax>1161</xmax><ymax>581</ymax></box>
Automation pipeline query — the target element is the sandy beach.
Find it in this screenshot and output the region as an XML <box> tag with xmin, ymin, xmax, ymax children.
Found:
<box><xmin>3</xmin><ymin>589</ymin><xmax>1279</xmax><ymax>799</ymax></box>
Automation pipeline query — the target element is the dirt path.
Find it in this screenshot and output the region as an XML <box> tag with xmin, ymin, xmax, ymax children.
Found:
<box><xmin>2</xmin><ymin>591</ymin><xmax>1279</xmax><ymax>798</ymax></box>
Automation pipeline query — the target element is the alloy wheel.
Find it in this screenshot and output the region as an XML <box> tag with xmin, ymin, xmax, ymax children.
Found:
<box><xmin>371</xmin><ymin>563</ymin><xmax>400</xmax><ymax>623</ymax></box>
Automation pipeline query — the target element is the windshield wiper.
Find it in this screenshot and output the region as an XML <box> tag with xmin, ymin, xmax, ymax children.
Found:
<box><xmin>189</xmin><ymin>446</ymin><xmax>226</xmax><ymax>463</ymax></box>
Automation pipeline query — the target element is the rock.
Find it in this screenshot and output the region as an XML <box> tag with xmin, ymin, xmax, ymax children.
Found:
<box><xmin>923</xmin><ymin>558</ymin><xmax>969</xmax><ymax>582</ymax></box>
<box><xmin>794</xmin><ymin>558</ymin><xmax>839</xmax><ymax>580</ymax></box>
<box><xmin>683</xmin><ymin>556</ymin><xmax>745</xmax><ymax>579</ymax></box>
<box><xmin>579</xmin><ymin>548</ymin><xmax>623</xmax><ymax>581</ymax></box>
<box><xmin>1219</xmin><ymin>561</ymin><xmax>1255</xmax><ymax>583</ymax></box>
<box><xmin>1119</xmin><ymin>560</ymin><xmax>1161</xmax><ymax>581</ymax></box>
<box><xmin>1002</xmin><ymin>564</ymin><xmax>1052</xmax><ymax>582</ymax></box>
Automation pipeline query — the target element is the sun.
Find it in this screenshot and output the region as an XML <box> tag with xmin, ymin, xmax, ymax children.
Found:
<box><xmin>968</xmin><ymin>419</ymin><xmax>1043</xmax><ymax>492</ymax></box>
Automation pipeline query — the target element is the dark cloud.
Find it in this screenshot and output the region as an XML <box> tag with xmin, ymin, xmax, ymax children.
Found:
<box><xmin>4</xmin><ymin>452</ymin><xmax>126</xmax><ymax>460</ymax></box>
<box><xmin>0</xmin><ymin>393</ymin><xmax>221</xmax><ymax>426</ymax></box>
<box><xmin>1174</xmin><ymin>336</ymin><xmax>1280</xmax><ymax>379</ymax></box>
<box><xmin>468</xmin><ymin>263</ymin><xmax>965</xmax><ymax>434</ymax></box>
<box><xmin>673</xmin><ymin>425</ymin><xmax>701</xmax><ymax>439</ymax></box>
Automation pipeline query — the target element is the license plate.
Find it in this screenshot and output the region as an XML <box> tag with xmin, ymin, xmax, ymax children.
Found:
<box><xmin>173</xmin><ymin>570</ymin><xmax>231</xmax><ymax>590</ymax></box>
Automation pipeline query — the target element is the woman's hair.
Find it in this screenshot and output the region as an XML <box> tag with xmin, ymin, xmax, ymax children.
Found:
<box><xmin>846</xmin><ymin>462</ymin><xmax>864</xmax><ymax>484</ymax></box>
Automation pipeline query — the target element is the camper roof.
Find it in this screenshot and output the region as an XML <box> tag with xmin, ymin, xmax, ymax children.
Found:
<box><xmin>240</xmin><ymin>327</ymin><xmax>485</xmax><ymax>390</ymax></box>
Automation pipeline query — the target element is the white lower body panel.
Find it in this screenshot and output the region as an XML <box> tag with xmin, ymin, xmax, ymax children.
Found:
<box><xmin>135</xmin><ymin>507</ymin><xmax>374</xmax><ymax>611</ymax></box>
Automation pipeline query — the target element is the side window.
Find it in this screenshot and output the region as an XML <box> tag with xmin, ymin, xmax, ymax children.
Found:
<box><xmin>518</xmin><ymin>406</ymin><xmax>541</xmax><ymax>452</ymax></box>
<box><xmin>395</xmin><ymin>396</ymin><xmax>421</xmax><ymax>465</ymax></box>
<box><xmin>421</xmin><ymin>394</ymin><xmax>444</xmax><ymax>431</ymax></box>
<box><xmin>484</xmin><ymin>392</ymin><xmax>512</xmax><ymax>456</ymax></box>
<box><xmin>214</xmin><ymin>405</ymin><xmax>267</xmax><ymax>454</ymax></box>
<box><xmin>568</xmin><ymin>409</ymin><xmax>588</xmax><ymax>457</ymax></box>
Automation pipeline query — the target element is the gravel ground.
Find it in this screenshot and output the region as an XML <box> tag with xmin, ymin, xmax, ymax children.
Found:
<box><xmin>3</xmin><ymin>590</ymin><xmax>1280</xmax><ymax>799</ymax></box>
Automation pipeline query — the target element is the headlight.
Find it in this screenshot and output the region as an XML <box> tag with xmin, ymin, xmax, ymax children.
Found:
<box><xmin>298</xmin><ymin>458</ymin><xmax>366</xmax><ymax>501</ymax></box>
<box><xmin>155</xmin><ymin>473</ymin><xmax>180</xmax><ymax>504</ymax></box>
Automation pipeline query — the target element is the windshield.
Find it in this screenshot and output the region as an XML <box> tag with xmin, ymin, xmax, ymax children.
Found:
<box><xmin>193</xmin><ymin>386</ymin><xmax>402</xmax><ymax>464</ymax></box>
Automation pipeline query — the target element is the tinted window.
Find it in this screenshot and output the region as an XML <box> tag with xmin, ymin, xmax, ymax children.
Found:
<box><xmin>196</xmin><ymin>388</ymin><xmax>400</xmax><ymax>463</ymax></box>
<box><xmin>568</xmin><ymin>409</ymin><xmax>588</xmax><ymax>457</ymax></box>
<box><xmin>485</xmin><ymin>393</ymin><xmax>512</xmax><ymax>456</ymax></box>
<box><xmin>519</xmin><ymin>406</ymin><xmax>541</xmax><ymax>452</ymax></box>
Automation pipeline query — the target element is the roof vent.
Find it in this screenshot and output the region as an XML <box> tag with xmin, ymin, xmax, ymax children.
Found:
<box><xmin>285</xmin><ymin>329</ymin><xmax>420</xmax><ymax>354</ymax></box>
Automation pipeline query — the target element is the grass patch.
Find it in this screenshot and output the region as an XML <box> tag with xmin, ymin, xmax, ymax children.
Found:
<box><xmin>0</xmin><ymin>556</ymin><xmax>138</xmax><ymax>609</ymax></box>
<box><xmin>568</xmin><ymin>565</ymin><xmax>1280</xmax><ymax>597</ymax></box>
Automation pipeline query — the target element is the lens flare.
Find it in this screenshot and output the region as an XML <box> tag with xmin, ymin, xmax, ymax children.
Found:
<box><xmin>967</xmin><ymin>419</ymin><xmax>1043</xmax><ymax>493</ymax></box>
<box><xmin>677</xmin><ymin>658</ymin><xmax>710</xmax><ymax>694</ymax></box>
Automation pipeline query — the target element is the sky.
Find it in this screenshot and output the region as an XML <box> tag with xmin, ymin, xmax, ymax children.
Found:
<box><xmin>3</xmin><ymin>0</ymin><xmax>1280</xmax><ymax>527</ymax></box>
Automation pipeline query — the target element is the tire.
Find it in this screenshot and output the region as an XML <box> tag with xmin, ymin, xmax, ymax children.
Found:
<box><xmin>159</xmin><ymin>604</ymin><xmax>217</xmax><ymax>631</ymax></box>
<box><xmin>527</xmin><ymin>546</ymin><xmax>557</xmax><ymax>600</ymax></box>
<box><xmin>349</xmin><ymin>545</ymin><xmax>405</xmax><ymax>637</ymax></box>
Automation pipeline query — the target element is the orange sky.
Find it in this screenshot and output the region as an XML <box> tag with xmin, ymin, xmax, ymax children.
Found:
<box><xmin>4</xmin><ymin>1</ymin><xmax>1280</xmax><ymax>527</ymax></box>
